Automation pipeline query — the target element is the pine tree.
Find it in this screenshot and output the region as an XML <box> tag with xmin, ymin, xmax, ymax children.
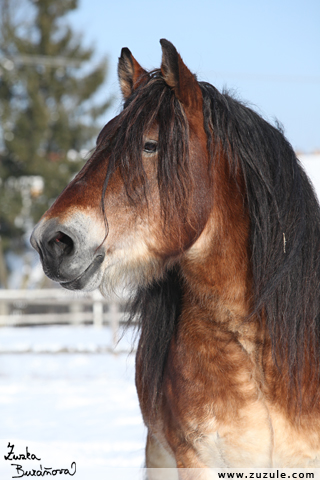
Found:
<box><xmin>0</xmin><ymin>0</ymin><xmax>112</xmax><ymax>285</ymax></box>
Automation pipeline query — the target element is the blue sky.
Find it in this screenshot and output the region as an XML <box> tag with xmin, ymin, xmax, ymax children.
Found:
<box><xmin>68</xmin><ymin>0</ymin><xmax>320</xmax><ymax>152</ymax></box>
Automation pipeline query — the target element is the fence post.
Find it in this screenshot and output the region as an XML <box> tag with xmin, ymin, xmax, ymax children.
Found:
<box><xmin>92</xmin><ymin>291</ymin><xmax>103</xmax><ymax>328</ymax></box>
<box><xmin>109</xmin><ymin>302</ymin><xmax>119</xmax><ymax>349</ymax></box>
<box><xmin>69</xmin><ymin>302</ymin><xmax>82</xmax><ymax>324</ymax></box>
<box><xmin>0</xmin><ymin>299</ymin><xmax>9</xmax><ymax>317</ymax></box>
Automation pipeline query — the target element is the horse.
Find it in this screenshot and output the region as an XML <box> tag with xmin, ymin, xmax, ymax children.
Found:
<box><xmin>30</xmin><ymin>39</ymin><xmax>320</xmax><ymax>473</ymax></box>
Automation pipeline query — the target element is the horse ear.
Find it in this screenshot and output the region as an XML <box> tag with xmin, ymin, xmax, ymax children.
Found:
<box><xmin>160</xmin><ymin>39</ymin><xmax>202</xmax><ymax>110</ymax></box>
<box><xmin>118</xmin><ymin>47</ymin><xmax>148</xmax><ymax>100</ymax></box>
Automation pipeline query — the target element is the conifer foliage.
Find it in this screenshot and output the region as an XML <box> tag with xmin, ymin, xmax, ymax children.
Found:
<box><xmin>0</xmin><ymin>0</ymin><xmax>111</xmax><ymax>259</ymax></box>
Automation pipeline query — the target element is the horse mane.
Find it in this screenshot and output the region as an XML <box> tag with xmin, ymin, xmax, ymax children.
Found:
<box><xmin>129</xmin><ymin>266</ymin><xmax>183</xmax><ymax>411</ymax></box>
<box><xmin>199</xmin><ymin>82</ymin><xmax>320</xmax><ymax>396</ymax></box>
<box><xmin>98</xmin><ymin>74</ymin><xmax>320</xmax><ymax>410</ymax></box>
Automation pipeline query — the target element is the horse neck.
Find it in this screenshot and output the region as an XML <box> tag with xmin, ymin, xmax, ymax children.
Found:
<box><xmin>181</xmin><ymin>154</ymin><xmax>253</xmax><ymax>329</ymax></box>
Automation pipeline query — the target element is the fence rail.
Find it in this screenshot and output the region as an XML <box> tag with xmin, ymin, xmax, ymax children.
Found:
<box><xmin>0</xmin><ymin>289</ymin><xmax>126</xmax><ymax>334</ymax></box>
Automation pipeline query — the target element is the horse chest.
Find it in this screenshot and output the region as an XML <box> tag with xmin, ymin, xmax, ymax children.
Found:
<box><xmin>140</xmin><ymin>324</ymin><xmax>320</xmax><ymax>468</ymax></box>
<box><xmin>157</xmin><ymin>332</ymin><xmax>274</xmax><ymax>467</ymax></box>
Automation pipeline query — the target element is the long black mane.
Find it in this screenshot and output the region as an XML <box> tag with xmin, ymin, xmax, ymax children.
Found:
<box><xmin>200</xmin><ymin>82</ymin><xmax>320</xmax><ymax>394</ymax></box>
<box><xmin>97</xmin><ymin>73</ymin><xmax>320</xmax><ymax>410</ymax></box>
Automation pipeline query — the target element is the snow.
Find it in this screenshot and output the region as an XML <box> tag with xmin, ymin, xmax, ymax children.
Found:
<box><xmin>0</xmin><ymin>326</ymin><xmax>147</xmax><ymax>479</ymax></box>
<box><xmin>0</xmin><ymin>324</ymin><xmax>135</xmax><ymax>354</ymax></box>
<box><xmin>299</xmin><ymin>153</ymin><xmax>320</xmax><ymax>201</ymax></box>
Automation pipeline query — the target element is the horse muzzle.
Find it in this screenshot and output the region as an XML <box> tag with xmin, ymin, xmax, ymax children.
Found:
<box><xmin>30</xmin><ymin>217</ymin><xmax>105</xmax><ymax>291</ymax></box>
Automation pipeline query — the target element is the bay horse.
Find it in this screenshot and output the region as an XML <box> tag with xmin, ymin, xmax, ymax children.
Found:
<box><xmin>31</xmin><ymin>40</ymin><xmax>320</xmax><ymax>472</ymax></box>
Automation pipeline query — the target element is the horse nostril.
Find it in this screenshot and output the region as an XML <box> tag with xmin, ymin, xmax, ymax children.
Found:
<box><xmin>49</xmin><ymin>231</ymin><xmax>74</xmax><ymax>256</ymax></box>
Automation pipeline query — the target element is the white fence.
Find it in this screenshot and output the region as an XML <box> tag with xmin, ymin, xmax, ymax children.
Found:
<box><xmin>0</xmin><ymin>289</ymin><xmax>126</xmax><ymax>340</ymax></box>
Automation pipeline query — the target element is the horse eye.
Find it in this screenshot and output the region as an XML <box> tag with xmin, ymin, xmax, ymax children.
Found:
<box><xmin>143</xmin><ymin>141</ymin><xmax>158</xmax><ymax>154</ymax></box>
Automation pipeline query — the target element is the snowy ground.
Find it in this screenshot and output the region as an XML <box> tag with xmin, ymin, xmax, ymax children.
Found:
<box><xmin>299</xmin><ymin>153</ymin><xmax>320</xmax><ymax>201</ymax></box>
<box><xmin>0</xmin><ymin>326</ymin><xmax>147</xmax><ymax>479</ymax></box>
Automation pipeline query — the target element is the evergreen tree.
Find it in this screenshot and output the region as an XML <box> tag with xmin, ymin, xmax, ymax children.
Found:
<box><xmin>0</xmin><ymin>0</ymin><xmax>112</xmax><ymax>267</ymax></box>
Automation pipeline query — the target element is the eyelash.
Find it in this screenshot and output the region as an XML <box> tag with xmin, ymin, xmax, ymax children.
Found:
<box><xmin>143</xmin><ymin>141</ymin><xmax>158</xmax><ymax>154</ymax></box>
